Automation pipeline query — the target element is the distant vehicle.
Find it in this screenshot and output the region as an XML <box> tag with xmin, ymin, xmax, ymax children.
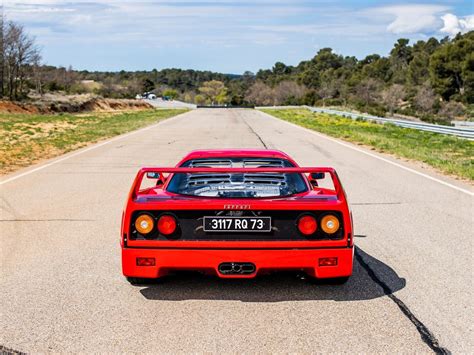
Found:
<box><xmin>135</xmin><ymin>93</ymin><xmax>157</xmax><ymax>100</ymax></box>
<box><xmin>121</xmin><ymin>149</ymin><xmax>354</xmax><ymax>285</ymax></box>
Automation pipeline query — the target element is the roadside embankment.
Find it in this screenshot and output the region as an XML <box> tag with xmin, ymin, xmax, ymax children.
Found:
<box><xmin>0</xmin><ymin>108</ymin><xmax>187</xmax><ymax>175</ymax></box>
<box><xmin>0</xmin><ymin>95</ymin><xmax>153</xmax><ymax>114</ymax></box>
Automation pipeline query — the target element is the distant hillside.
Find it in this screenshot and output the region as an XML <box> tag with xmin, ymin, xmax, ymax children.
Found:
<box><xmin>2</xmin><ymin>19</ymin><xmax>472</xmax><ymax>123</ymax></box>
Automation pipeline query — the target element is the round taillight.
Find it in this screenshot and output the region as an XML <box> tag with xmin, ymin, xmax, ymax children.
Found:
<box><xmin>135</xmin><ymin>214</ymin><xmax>154</xmax><ymax>234</ymax></box>
<box><xmin>298</xmin><ymin>215</ymin><xmax>317</xmax><ymax>235</ymax></box>
<box><xmin>157</xmin><ymin>215</ymin><xmax>177</xmax><ymax>235</ymax></box>
<box><xmin>321</xmin><ymin>215</ymin><xmax>340</xmax><ymax>234</ymax></box>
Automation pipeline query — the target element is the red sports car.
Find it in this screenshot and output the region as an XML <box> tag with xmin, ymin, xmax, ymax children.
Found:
<box><xmin>121</xmin><ymin>149</ymin><xmax>354</xmax><ymax>284</ymax></box>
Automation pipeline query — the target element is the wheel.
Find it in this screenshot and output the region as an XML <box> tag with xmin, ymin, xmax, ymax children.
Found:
<box><xmin>126</xmin><ymin>277</ymin><xmax>153</xmax><ymax>285</ymax></box>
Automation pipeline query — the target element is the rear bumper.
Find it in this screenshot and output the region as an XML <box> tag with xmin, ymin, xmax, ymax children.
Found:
<box><xmin>122</xmin><ymin>246</ymin><xmax>354</xmax><ymax>279</ymax></box>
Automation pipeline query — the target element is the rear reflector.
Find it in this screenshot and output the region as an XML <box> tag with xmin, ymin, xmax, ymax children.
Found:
<box><xmin>319</xmin><ymin>257</ymin><xmax>338</xmax><ymax>267</ymax></box>
<box><xmin>136</xmin><ymin>257</ymin><xmax>155</xmax><ymax>266</ymax></box>
<box><xmin>135</xmin><ymin>214</ymin><xmax>154</xmax><ymax>234</ymax></box>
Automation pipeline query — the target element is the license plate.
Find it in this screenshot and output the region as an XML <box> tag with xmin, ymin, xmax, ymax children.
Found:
<box><xmin>203</xmin><ymin>216</ymin><xmax>271</xmax><ymax>232</ymax></box>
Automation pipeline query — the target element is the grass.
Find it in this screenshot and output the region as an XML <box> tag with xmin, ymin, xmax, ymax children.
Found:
<box><xmin>261</xmin><ymin>108</ymin><xmax>474</xmax><ymax>181</ymax></box>
<box><xmin>0</xmin><ymin>109</ymin><xmax>187</xmax><ymax>174</ymax></box>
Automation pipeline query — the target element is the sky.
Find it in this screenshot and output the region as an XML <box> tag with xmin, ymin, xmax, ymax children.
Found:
<box><xmin>3</xmin><ymin>0</ymin><xmax>474</xmax><ymax>73</ymax></box>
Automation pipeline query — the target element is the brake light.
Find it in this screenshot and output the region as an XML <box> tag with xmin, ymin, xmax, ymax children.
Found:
<box><xmin>157</xmin><ymin>215</ymin><xmax>177</xmax><ymax>235</ymax></box>
<box><xmin>297</xmin><ymin>215</ymin><xmax>317</xmax><ymax>235</ymax></box>
<box><xmin>135</xmin><ymin>214</ymin><xmax>154</xmax><ymax>234</ymax></box>
<box><xmin>321</xmin><ymin>215</ymin><xmax>340</xmax><ymax>234</ymax></box>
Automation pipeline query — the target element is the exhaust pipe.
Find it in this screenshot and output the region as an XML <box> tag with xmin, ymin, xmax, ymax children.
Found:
<box><xmin>218</xmin><ymin>262</ymin><xmax>256</xmax><ymax>275</ymax></box>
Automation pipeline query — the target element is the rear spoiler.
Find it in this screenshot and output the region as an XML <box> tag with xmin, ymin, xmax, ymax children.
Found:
<box><xmin>128</xmin><ymin>167</ymin><xmax>346</xmax><ymax>201</ymax></box>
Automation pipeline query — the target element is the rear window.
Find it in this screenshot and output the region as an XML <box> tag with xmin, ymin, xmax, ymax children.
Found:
<box><xmin>166</xmin><ymin>157</ymin><xmax>308</xmax><ymax>198</ymax></box>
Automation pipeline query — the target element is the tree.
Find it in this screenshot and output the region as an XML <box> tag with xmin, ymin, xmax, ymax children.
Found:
<box><xmin>162</xmin><ymin>88</ymin><xmax>178</xmax><ymax>99</ymax></box>
<box><xmin>273</xmin><ymin>81</ymin><xmax>306</xmax><ymax>105</ymax></box>
<box><xmin>430</xmin><ymin>32</ymin><xmax>474</xmax><ymax>102</ymax></box>
<box><xmin>198</xmin><ymin>80</ymin><xmax>227</xmax><ymax>105</ymax></box>
<box><xmin>414</xmin><ymin>83</ymin><xmax>437</xmax><ymax>113</ymax></box>
<box><xmin>194</xmin><ymin>94</ymin><xmax>206</xmax><ymax>105</ymax></box>
<box><xmin>245</xmin><ymin>81</ymin><xmax>274</xmax><ymax>106</ymax></box>
<box><xmin>438</xmin><ymin>101</ymin><xmax>464</xmax><ymax>121</ymax></box>
<box><xmin>463</xmin><ymin>51</ymin><xmax>474</xmax><ymax>103</ymax></box>
<box><xmin>31</xmin><ymin>51</ymin><xmax>44</xmax><ymax>95</ymax></box>
<box><xmin>355</xmin><ymin>78</ymin><xmax>382</xmax><ymax>106</ymax></box>
<box><xmin>142</xmin><ymin>78</ymin><xmax>155</xmax><ymax>93</ymax></box>
<box><xmin>3</xmin><ymin>20</ymin><xmax>41</xmax><ymax>99</ymax></box>
<box><xmin>361</xmin><ymin>57</ymin><xmax>391</xmax><ymax>81</ymax></box>
<box><xmin>272</xmin><ymin>62</ymin><xmax>290</xmax><ymax>75</ymax></box>
<box><xmin>183</xmin><ymin>91</ymin><xmax>195</xmax><ymax>103</ymax></box>
<box><xmin>389</xmin><ymin>38</ymin><xmax>413</xmax><ymax>84</ymax></box>
<box><xmin>317</xmin><ymin>70</ymin><xmax>339</xmax><ymax>105</ymax></box>
<box><xmin>407</xmin><ymin>52</ymin><xmax>430</xmax><ymax>86</ymax></box>
<box><xmin>382</xmin><ymin>84</ymin><xmax>405</xmax><ymax>115</ymax></box>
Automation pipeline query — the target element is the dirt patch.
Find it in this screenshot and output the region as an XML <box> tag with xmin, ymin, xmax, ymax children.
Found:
<box><xmin>0</xmin><ymin>97</ymin><xmax>153</xmax><ymax>115</ymax></box>
<box><xmin>82</xmin><ymin>98</ymin><xmax>153</xmax><ymax>112</ymax></box>
<box><xmin>0</xmin><ymin>101</ymin><xmax>41</xmax><ymax>114</ymax></box>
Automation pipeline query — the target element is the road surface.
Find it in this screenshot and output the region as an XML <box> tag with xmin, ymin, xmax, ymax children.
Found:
<box><xmin>1</xmin><ymin>109</ymin><xmax>472</xmax><ymax>353</ymax></box>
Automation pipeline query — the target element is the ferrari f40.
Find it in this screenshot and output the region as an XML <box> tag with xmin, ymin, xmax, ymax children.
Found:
<box><xmin>121</xmin><ymin>149</ymin><xmax>354</xmax><ymax>284</ymax></box>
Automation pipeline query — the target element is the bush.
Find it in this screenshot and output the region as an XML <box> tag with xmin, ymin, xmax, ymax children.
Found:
<box><xmin>438</xmin><ymin>101</ymin><xmax>465</xmax><ymax>122</ymax></box>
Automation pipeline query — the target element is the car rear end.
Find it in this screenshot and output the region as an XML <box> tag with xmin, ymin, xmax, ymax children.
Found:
<box><xmin>121</xmin><ymin>158</ymin><xmax>353</xmax><ymax>280</ymax></box>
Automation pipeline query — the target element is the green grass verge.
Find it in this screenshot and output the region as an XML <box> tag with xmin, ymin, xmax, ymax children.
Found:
<box><xmin>0</xmin><ymin>109</ymin><xmax>187</xmax><ymax>174</ymax></box>
<box><xmin>261</xmin><ymin>108</ymin><xmax>474</xmax><ymax>181</ymax></box>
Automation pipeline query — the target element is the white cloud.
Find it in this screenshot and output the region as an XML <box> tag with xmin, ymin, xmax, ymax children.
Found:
<box><xmin>364</xmin><ymin>4</ymin><xmax>448</xmax><ymax>34</ymax></box>
<box><xmin>440</xmin><ymin>13</ymin><xmax>474</xmax><ymax>37</ymax></box>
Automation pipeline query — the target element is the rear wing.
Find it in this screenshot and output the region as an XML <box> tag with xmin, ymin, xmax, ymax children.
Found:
<box><xmin>128</xmin><ymin>167</ymin><xmax>346</xmax><ymax>201</ymax></box>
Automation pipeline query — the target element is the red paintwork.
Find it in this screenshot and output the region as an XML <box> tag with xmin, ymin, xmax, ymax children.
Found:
<box><xmin>121</xmin><ymin>149</ymin><xmax>354</xmax><ymax>280</ymax></box>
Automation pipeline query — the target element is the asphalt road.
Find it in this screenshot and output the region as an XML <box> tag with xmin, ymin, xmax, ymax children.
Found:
<box><xmin>1</xmin><ymin>109</ymin><xmax>472</xmax><ymax>353</ymax></box>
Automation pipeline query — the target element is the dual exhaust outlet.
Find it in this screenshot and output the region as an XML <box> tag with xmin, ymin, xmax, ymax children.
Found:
<box><xmin>218</xmin><ymin>262</ymin><xmax>256</xmax><ymax>275</ymax></box>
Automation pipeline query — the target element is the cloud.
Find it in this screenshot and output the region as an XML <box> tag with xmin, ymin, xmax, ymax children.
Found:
<box><xmin>440</xmin><ymin>13</ymin><xmax>474</xmax><ymax>37</ymax></box>
<box><xmin>364</xmin><ymin>4</ymin><xmax>448</xmax><ymax>34</ymax></box>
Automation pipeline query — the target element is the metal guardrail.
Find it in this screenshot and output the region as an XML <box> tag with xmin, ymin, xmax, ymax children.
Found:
<box><xmin>259</xmin><ymin>105</ymin><xmax>474</xmax><ymax>139</ymax></box>
<box><xmin>305</xmin><ymin>106</ymin><xmax>474</xmax><ymax>139</ymax></box>
<box><xmin>452</xmin><ymin>120</ymin><xmax>474</xmax><ymax>128</ymax></box>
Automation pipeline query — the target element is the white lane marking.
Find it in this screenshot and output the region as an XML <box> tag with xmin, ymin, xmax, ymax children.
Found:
<box><xmin>260</xmin><ymin>110</ymin><xmax>474</xmax><ymax>196</ymax></box>
<box><xmin>0</xmin><ymin>111</ymin><xmax>191</xmax><ymax>185</ymax></box>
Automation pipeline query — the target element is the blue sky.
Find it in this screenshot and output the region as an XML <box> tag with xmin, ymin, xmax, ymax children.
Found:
<box><xmin>4</xmin><ymin>0</ymin><xmax>474</xmax><ymax>73</ymax></box>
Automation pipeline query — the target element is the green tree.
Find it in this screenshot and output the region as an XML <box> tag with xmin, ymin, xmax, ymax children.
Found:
<box><xmin>389</xmin><ymin>38</ymin><xmax>413</xmax><ymax>84</ymax></box>
<box><xmin>272</xmin><ymin>62</ymin><xmax>290</xmax><ymax>75</ymax></box>
<box><xmin>407</xmin><ymin>52</ymin><xmax>430</xmax><ymax>86</ymax></box>
<box><xmin>198</xmin><ymin>80</ymin><xmax>228</xmax><ymax>105</ymax></box>
<box><xmin>162</xmin><ymin>89</ymin><xmax>178</xmax><ymax>99</ymax></box>
<box><xmin>142</xmin><ymin>78</ymin><xmax>155</xmax><ymax>93</ymax></box>
<box><xmin>194</xmin><ymin>94</ymin><xmax>206</xmax><ymax>105</ymax></box>
<box><xmin>430</xmin><ymin>32</ymin><xmax>474</xmax><ymax>102</ymax></box>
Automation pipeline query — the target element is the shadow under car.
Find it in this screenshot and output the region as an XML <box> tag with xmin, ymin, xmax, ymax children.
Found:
<box><xmin>138</xmin><ymin>246</ymin><xmax>406</xmax><ymax>302</ymax></box>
